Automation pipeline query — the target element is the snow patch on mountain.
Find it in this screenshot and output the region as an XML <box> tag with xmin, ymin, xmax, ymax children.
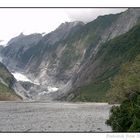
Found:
<box><xmin>12</xmin><ymin>72</ymin><xmax>32</xmax><ymax>82</ymax></box>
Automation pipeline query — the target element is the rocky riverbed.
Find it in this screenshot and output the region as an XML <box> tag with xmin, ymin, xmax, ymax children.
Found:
<box><xmin>0</xmin><ymin>102</ymin><xmax>112</xmax><ymax>132</ymax></box>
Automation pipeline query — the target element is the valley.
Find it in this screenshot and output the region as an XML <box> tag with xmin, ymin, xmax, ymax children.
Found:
<box><xmin>0</xmin><ymin>8</ymin><xmax>140</xmax><ymax>132</ymax></box>
<box><xmin>1</xmin><ymin>8</ymin><xmax>140</xmax><ymax>102</ymax></box>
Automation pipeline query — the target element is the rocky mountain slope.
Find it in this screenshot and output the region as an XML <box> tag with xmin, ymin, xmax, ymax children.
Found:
<box><xmin>1</xmin><ymin>8</ymin><xmax>140</xmax><ymax>101</ymax></box>
<box><xmin>66</xmin><ymin>23</ymin><xmax>140</xmax><ymax>101</ymax></box>
<box><xmin>1</xmin><ymin>33</ymin><xmax>42</xmax><ymax>71</ymax></box>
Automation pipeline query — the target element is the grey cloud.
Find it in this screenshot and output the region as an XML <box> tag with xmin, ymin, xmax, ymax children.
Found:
<box><xmin>65</xmin><ymin>8</ymin><xmax>127</xmax><ymax>23</ymax></box>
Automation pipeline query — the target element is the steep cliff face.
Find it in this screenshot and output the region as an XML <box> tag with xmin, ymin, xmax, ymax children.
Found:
<box><xmin>1</xmin><ymin>8</ymin><xmax>140</xmax><ymax>101</ymax></box>
<box><xmin>23</xmin><ymin>21</ymin><xmax>85</xmax><ymax>87</ymax></box>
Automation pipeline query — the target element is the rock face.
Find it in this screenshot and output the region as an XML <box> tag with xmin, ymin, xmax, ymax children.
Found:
<box><xmin>1</xmin><ymin>8</ymin><xmax>140</xmax><ymax>101</ymax></box>
<box><xmin>1</xmin><ymin>33</ymin><xmax>42</xmax><ymax>70</ymax></box>
<box><xmin>2</xmin><ymin>21</ymin><xmax>85</xmax><ymax>86</ymax></box>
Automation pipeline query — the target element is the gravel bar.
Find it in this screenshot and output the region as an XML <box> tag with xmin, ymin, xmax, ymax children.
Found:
<box><xmin>0</xmin><ymin>102</ymin><xmax>112</xmax><ymax>132</ymax></box>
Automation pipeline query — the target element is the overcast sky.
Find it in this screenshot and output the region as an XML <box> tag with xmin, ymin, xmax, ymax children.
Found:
<box><xmin>0</xmin><ymin>8</ymin><xmax>127</xmax><ymax>45</ymax></box>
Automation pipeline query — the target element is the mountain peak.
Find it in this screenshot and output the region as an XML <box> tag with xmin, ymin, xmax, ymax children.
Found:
<box><xmin>19</xmin><ymin>32</ymin><xmax>24</xmax><ymax>36</ymax></box>
<box><xmin>57</xmin><ymin>21</ymin><xmax>84</xmax><ymax>30</ymax></box>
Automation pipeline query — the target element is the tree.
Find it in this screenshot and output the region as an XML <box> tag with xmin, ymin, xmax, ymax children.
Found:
<box><xmin>106</xmin><ymin>55</ymin><xmax>140</xmax><ymax>132</ymax></box>
<box><xmin>107</xmin><ymin>55</ymin><xmax>140</xmax><ymax>103</ymax></box>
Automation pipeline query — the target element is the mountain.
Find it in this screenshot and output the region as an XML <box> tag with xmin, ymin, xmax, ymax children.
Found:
<box><xmin>67</xmin><ymin>22</ymin><xmax>140</xmax><ymax>102</ymax></box>
<box><xmin>1</xmin><ymin>21</ymin><xmax>85</xmax><ymax>86</ymax></box>
<box><xmin>1</xmin><ymin>8</ymin><xmax>140</xmax><ymax>101</ymax></box>
<box><xmin>0</xmin><ymin>62</ymin><xmax>22</xmax><ymax>100</ymax></box>
<box><xmin>70</xmin><ymin>8</ymin><xmax>140</xmax><ymax>86</ymax></box>
<box><xmin>56</xmin><ymin>8</ymin><xmax>140</xmax><ymax>101</ymax></box>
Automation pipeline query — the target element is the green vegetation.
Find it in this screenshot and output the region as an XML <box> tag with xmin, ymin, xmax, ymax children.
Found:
<box><xmin>0</xmin><ymin>62</ymin><xmax>15</xmax><ymax>87</ymax></box>
<box><xmin>106</xmin><ymin>55</ymin><xmax>140</xmax><ymax>132</ymax></box>
<box><xmin>73</xmin><ymin>80</ymin><xmax>110</xmax><ymax>102</ymax></box>
<box><xmin>96</xmin><ymin>23</ymin><xmax>140</xmax><ymax>64</ymax></box>
<box><xmin>0</xmin><ymin>83</ymin><xmax>21</xmax><ymax>101</ymax></box>
<box><xmin>107</xmin><ymin>55</ymin><xmax>140</xmax><ymax>104</ymax></box>
<box><xmin>94</xmin><ymin>23</ymin><xmax>140</xmax><ymax>79</ymax></box>
<box><xmin>0</xmin><ymin>62</ymin><xmax>22</xmax><ymax>101</ymax></box>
